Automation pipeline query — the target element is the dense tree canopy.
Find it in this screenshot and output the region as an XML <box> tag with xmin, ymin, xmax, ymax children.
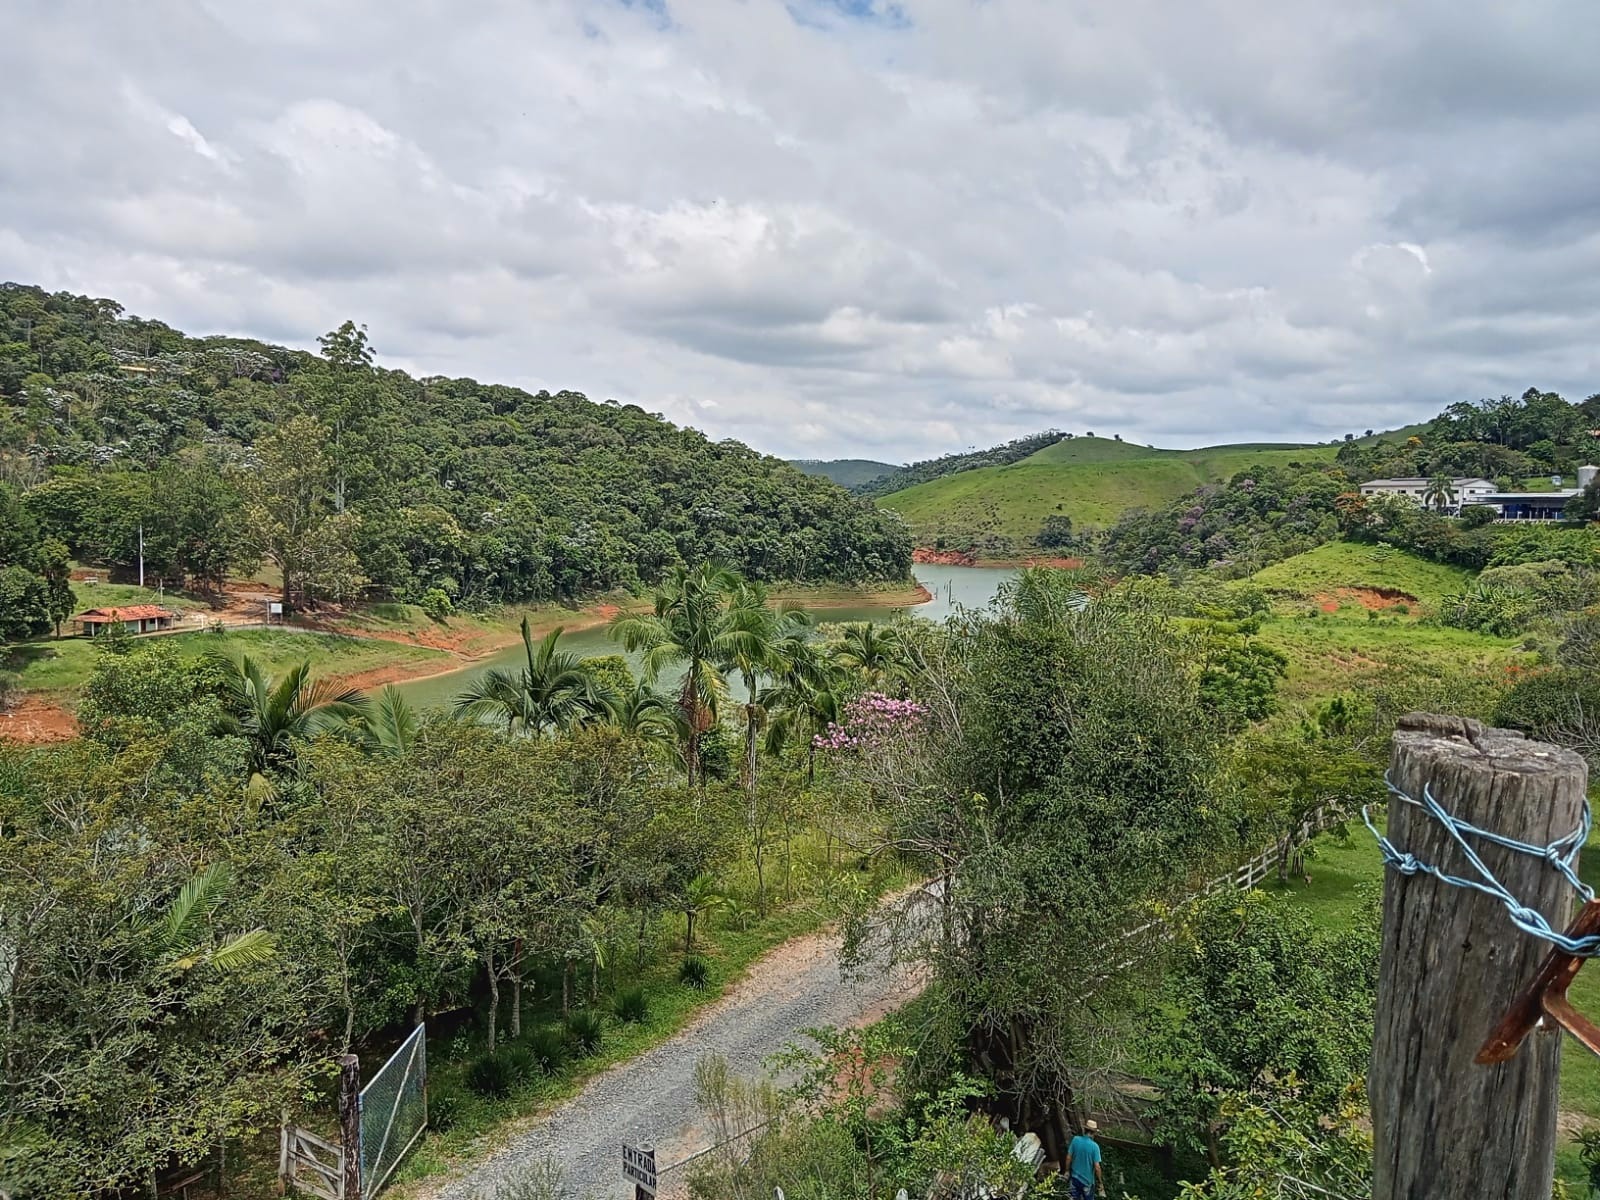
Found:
<box><xmin>0</xmin><ymin>282</ymin><xmax>910</xmax><ymax>616</ymax></box>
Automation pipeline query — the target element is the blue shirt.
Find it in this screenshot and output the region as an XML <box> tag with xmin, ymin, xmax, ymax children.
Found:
<box><xmin>1068</xmin><ymin>1134</ymin><xmax>1101</xmax><ymax>1184</ymax></box>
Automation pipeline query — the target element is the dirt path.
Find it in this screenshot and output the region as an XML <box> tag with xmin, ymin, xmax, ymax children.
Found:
<box><xmin>423</xmin><ymin>896</ymin><xmax>927</xmax><ymax>1200</ymax></box>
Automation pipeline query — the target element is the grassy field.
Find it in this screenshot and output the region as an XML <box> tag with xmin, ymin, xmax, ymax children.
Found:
<box><xmin>1247</xmin><ymin>542</ymin><xmax>1474</xmax><ymax>614</ymax></box>
<box><xmin>3</xmin><ymin>628</ymin><xmax>450</xmax><ymax>705</ymax></box>
<box><xmin>877</xmin><ymin>436</ymin><xmax>1342</xmax><ymax>553</ymax></box>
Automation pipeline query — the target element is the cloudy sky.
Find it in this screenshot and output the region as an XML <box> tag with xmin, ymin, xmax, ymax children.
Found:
<box><xmin>4</xmin><ymin>1</ymin><xmax>1600</xmax><ymax>462</ymax></box>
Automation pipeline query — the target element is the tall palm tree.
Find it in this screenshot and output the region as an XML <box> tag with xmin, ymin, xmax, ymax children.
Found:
<box><xmin>610</xmin><ymin>563</ymin><xmax>747</xmax><ymax>786</ymax></box>
<box><xmin>348</xmin><ymin>685</ymin><xmax>421</xmax><ymax>757</ymax></box>
<box><xmin>761</xmin><ymin>643</ymin><xmax>851</xmax><ymax>780</ymax></box>
<box><xmin>454</xmin><ymin>618</ymin><xmax>604</xmax><ymax>736</ymax></box>
<box><xmin>721</xmin><ymin>580</ymin><xmax>812</xmax><ymax>795</ymax></box>
<box><xmin>210</xmin><ymin>653</ymin><xmax>368</xmax><ymax>779</ymax></box>
<box><xmin>1422</xmin><ymin>474</ymin><xmax>1459</xmax><ymax>513</ymax></box>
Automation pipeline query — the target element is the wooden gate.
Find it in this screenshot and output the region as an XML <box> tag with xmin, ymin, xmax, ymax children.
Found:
<box><xmin>279</xmin><ymin>1124</ymin><xmax>345</xmax><ymax>1200</ymax></box>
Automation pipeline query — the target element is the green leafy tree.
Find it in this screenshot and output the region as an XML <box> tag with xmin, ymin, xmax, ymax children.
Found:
<box><xmin>233</xmin><ymin>413</ymin><xmax>364</xmax><ymax>609</ymax></box>
<box><xmin>1148</xmin><ymin>890</ymin><xmax>1380</xmax><ymax>1164</ymax></box>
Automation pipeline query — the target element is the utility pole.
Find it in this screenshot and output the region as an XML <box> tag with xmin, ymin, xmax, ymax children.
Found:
<box><xmin>1370</xmin><ymin>714</ymin><xmax>1588</xmax><ymax>1200</ymax></box>
<box><xmin>138</xmin><ymin>523</ymin><xmax>145</xmax><ymax>589</ymax></box>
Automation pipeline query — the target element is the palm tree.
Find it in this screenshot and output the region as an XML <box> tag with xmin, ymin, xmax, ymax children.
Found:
<box><xmin>211</xmin><ymin>653</ymin><xmax>368</xmax><ymax>780</ymax></box>
<box><xmin>603</xmin><ymin>679</ymin><xmax>680</xmax><ymax>749</ymax></box>
<box><xmin>610</xmin><ymin>563</ymin><xmax>746</xmax><ymax>786</ymax></box>
<box><xmin>681</xmin><ymin>873</ymin><xmax>727</xmax><ymax>954</ymax></box>
<box><xmin>763</xmin><ymin>634</ymin><xmax>855</xmax><ymax>783</ymax></box>
<box><xmin>348</xmin><ymin>685</ymin><xmax>421</xmax><ymax>757</ymax></box>
<box><xmin>132</xmin><ymin>863</ymin><xmax>278</xmax><ymax>974</ymax></box>
<box><xmin>834</xmin><ymin>621</ymin><xmax>907</xmax><ymax>688</ymax></box>
<box><xmin>722</xmin><ymin>580</ymin><xmax>812</xmax><ymax>794</ymax></box>
<box><xmin>454</xmin><ymin>618</ymin><xmax>604</xmax><ymax>736</ymax></box>
<box><xmin>1422</xmin><ymin>474</ymin><xmax>1459</xmax><ymax>513</ymax></box>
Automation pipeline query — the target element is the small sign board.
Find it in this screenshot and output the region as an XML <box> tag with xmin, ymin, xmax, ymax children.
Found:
<box><xmin>622</xmin><ymin>1143</ymin><xmax>657</xmax><ymax>1194</ymax></box>
<box><xmin>269</xmin><ymin>602</ymin><xmax>284</xmax><ymax>616</ymax></box>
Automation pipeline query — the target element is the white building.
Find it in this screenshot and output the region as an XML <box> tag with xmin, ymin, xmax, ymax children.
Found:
<box><xmin>1358</xmin><ymin>476</ymin><xmax>1498</xmax><ymax>504</ymax></box>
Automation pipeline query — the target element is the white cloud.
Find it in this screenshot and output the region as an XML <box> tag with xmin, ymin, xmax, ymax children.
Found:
<box><xmin>3</xmin><ymin>0</ymin><xmax>1599</xmax><ymax>460</ymax></box>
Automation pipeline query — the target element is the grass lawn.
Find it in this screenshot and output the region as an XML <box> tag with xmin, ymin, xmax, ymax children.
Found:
<box><xmin>1247</xmin><ymin>542</ymin><xmax>1474</xmax><ymax>615</ymax></box>
<box><xmin>69</xmin><ymin>578</ymin><xmax>214</xmax><ymax>618</ymax></box>
<box><xmin>3</xmin><ymin>628</ymin><xmax>450</xmax><ymax>705</ymax></box>
<box><xmin>1255</xmin><ymin>611</ymin><xmax>1525</xmax><ymax>705</ymax></box>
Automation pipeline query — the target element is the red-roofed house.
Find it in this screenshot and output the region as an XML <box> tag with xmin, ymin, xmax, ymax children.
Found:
<box><xmin>73</xmin><ymin>605</ymin><xmax>179</xmax><ymax>637</ymax></box>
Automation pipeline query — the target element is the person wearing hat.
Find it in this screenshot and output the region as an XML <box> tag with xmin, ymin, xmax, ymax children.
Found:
<box><xmin>1066</xmin><ymin>1119</ymin><xmax>1105</xmax><ymax>1200</ymax></box>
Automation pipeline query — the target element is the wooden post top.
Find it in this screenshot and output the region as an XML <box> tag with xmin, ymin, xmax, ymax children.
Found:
<box><xmin>1393</xmin><ymin>712</ymin><xmax>1587</xmax><ymax>781</ymax></box>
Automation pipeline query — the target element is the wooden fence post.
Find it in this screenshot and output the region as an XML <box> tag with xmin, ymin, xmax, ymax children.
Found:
<box><xmin>1371</xmin><ymin>714</ymin><xmax>1589</xmax><ymax>1200</ymax></box>
<box><xmin>338</xmin><ymin>1053</ymin><xmax>363</xmax><ymax>1200</ymax></box>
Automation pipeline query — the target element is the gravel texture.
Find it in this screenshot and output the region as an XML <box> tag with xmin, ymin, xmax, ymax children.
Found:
<box><xmin>429</xmin><ymin>907</ymin><xmax>922</xmax><ymax>1200</ymax></box>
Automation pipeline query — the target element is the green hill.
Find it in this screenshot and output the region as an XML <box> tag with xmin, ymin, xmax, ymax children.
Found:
<box><xmin>789</xmin><ymin>458</ymin><xmax>899</xmax><ymax>488</ymax></box>
<box><xmin>1246</xmin><ymin>542</ymin><xmax>1473</xmax><ymax>613</ymax></box>
<box><xmin>879</xmin><ymin>436</ymin><xmax>1341</xmax><ymax>556</ymax></box>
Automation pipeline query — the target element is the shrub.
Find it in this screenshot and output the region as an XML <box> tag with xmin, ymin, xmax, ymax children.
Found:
<box><xmin>1459</xmin><ymin>504</ymin><xmax>1499</xmax><ymax>529</ymax></box>
<box><xmin>614</xmin><ymin>986</ymin><xmax>650</xmax><ymax>1025</ymax></box>
<box><xmin>419</xmin><ymin>587</ymin><xmax>453</xmax><ymax>621</ymax></box>
<box><xmin>428</xmin><ymin>1083</ymin><xmax>466</xmax><ymax>1132</ymax></box>
<box><xmin>679</xmin><ymin>955</ymin><xmax>711</xmax><ymax>989</ymax></box>
<box><xmin>504</xmin><ymin>1043</ymin><xmax>537</xmax><ymax>1084</ymax></box>
<box><xmin>466</xmin><ymin>1051</ymin><xmax>516</xmax><ymax>1098</ymax></box>
<box><xmin>566</xmin><ymin>1009</ymin><xmax>604</xmax><ymax>1054</ymax></box>
<box><xmin>525</xmin><ymin>1026</ymin><xmax>566</xmax><ymax>1074</ymax></box>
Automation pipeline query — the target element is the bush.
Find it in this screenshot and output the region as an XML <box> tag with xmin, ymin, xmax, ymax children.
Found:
<box><xmin>566</xmin><ymin>1009</ymin><xmax>604</xmax><ymax>1055</ymax></box>
<box><xmin>614</xmin><ymin>986</ymin><xmax>650</xmax><ymax>1024</ymax></box>
<box><xmin>679</xmin><ymin>956</ymin><xmax>711</xmax><ymax>989</ymax></box>
<box><xmin>525</xmin><ymin>1026</ymin><xmax>566</xmax><ymax>1074</ymax></box>
<box><xmin>419</xmin><ymin>587</ymin><xmax>453</xmax><ymax>621</ymax></box>
<box><xmin>428</xmin><ymin>1083</ymin><xmax>466</xmax><ymax>1132</ymax></box>
<box><xmin>503</xmin><ymin>1043</ymin><xmax>537</xmax><ymax>1084</ymax></box>
<box><xmin>1459</xmin><ymin>504</ymin><xmax>1499</xmax><ymax>529</ymax></box>
<box><xmin>466</xmin><ymin>1051</ymin><xmax>516</xmax><ymax>1098</ymax></box>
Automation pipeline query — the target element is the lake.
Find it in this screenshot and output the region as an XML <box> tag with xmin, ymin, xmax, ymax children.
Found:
<box><xmin>395</xmin><ymin>563</ymin><xmax>1019</xmax><ymax>710</ymax></box>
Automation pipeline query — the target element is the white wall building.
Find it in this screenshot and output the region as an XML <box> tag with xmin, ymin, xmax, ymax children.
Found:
<box><xmin>1358</xmin><ymin>476</ymin><xmax>1498</xmax><ymax>504</ymax></box>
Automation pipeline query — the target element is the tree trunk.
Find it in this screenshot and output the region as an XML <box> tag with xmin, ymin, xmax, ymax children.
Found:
<box><xmin>562</xmin><ymin>960</ymin><xmax>571</xmax><ymax>1015</ymax></box>
<box><xmin>510</xmin><ymin>937</ymin><xmax>523</xmax><ymax>1040</ymax></box>
<box><xmin>685</xmin><ymin>909</ymin><xmax>696</xmax><ymax>956</ymax></box>
<box><xmin>1370</xmin><ymin>714</ymin><xmax>1588</xmax><ymax>1200</ymax></box>
<box><xmin>484</xmin><ymin>944</ymin><xmax>499</xmax><ymax>1051</ymax></box>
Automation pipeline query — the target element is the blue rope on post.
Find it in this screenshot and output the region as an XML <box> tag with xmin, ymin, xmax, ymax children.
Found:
<box><xmin>1364</xmin><ymin>772</ymin><xmax>1600</xmax><ymax>956</ymax></box>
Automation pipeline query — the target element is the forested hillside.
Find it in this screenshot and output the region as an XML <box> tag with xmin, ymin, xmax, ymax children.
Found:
<box><xmin>0</xmin><ymin>283</ymin><xmax>910</xmax><ymax>624</ymax></box>
<box><xmin>857</xmin><ymin>429</ymin><xmax>1068</xmax><ymax>498</ymax></box>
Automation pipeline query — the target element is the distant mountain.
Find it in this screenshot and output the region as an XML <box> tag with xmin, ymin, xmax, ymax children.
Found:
<box><xmin>789</xmin><ymin>458</ymin><xmax>900</xmax><ymax>488</ymax></box>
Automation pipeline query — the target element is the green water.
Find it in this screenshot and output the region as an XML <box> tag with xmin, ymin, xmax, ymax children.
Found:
<box><xmin>395</xmin><ymin>564</ymin><xmax>1018</xmax><ymax>710</ymax></box>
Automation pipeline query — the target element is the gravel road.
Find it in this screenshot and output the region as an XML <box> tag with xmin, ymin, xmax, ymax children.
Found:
<box><xmin>428</xmin><ymin>900</ymin><xmax>925</xmax><ymax>1200</ymax></box>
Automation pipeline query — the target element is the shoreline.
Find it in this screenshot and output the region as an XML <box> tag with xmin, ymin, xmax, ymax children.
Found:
<box><xmin>2</xmin><ymin>577</ymin><xmax>938</xmax><ymax>742</ymax></box>
<box><xmin>912</xmin><ymin>548</ymin><xmax>1084</xmax><ymax>569</ymax></box>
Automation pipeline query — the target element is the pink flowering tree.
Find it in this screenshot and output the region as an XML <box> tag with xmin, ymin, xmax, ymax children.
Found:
<box><xmin>813</xmin><ymin>692</ymin><xmax>929</xmax><ymax>753</ymax></box>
